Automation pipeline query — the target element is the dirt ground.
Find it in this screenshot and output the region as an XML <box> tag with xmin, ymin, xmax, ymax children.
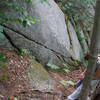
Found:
<box><xmin>0</xmin><ymin>48</ymin><xmax>84</xmax><ymax>100</ymax></box>
<box><xmin>48</xmin><ymin>67</ymin><xmax>84</xmax><ymax>99</ymax></box>
<box><xmin>0</xmin><ymin>48</ymin><xmax>33</xmax><ymax>100</ymax></box>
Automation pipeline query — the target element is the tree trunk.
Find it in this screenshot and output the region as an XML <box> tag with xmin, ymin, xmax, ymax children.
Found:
<box><xmin>78</xmin><ymin>0</ymin><xmax>100</xmax><ymax>100</ymax></box>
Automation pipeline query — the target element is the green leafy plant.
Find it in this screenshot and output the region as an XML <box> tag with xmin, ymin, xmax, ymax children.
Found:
<box><xmin>21</xmin><ymin>48</ymin><xmax>28</xmax><ymax>55</ymax></box>
<box><xmin>0</xmin><ymin>0</ymin><xmax>37</xmax><ymax>27</ymax></box>
<box><xmin>60</xmin><ymin>80</ymin><xmax>75</xmax><ymax>86</ymax></box>
<box><xmin>63</xmin><ymin>68</ymin><xmax>70</xmax><ymax>74</ymax></box>
<box><xmin>0</xmin><ymin>0</ymin><xmax>48</xmax><ymax>27</ymax></box>
<box><xmin>0</xmin><ymin>53</ymin><xmax>8</xmax><ymax>69</ymax></box>
<box><xmin>40</xmin><ymin>0</ymin><xmax>48</xmax><ymax>3</ymax></box>
<box><xmin>58</xmin><ymin>0</ymin><xmax>96</xmax><ymax>34</ymax></box>
<box><xmin>62</xmin><ymin>63</ymin><xmax>70</xmax><ymax>74</ymax></box>
<box><xmin>47</xmin><ymin>59</ymin><xmax>60</xmax><ymax>70</ymax></box>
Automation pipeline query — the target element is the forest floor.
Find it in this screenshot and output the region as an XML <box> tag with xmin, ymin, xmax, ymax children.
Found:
<box><xmin>48</xmin><ymin>67</ymin><xmax>84</xmax><ymax>99</ymax></box>
<box><xmin>0</xmin><ymin>48</ymin><xmax>84</xmax><ymax>100</ymax></box>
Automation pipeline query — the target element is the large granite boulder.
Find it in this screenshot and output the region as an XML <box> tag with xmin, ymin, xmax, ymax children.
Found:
<box><xmin>3</xmin><ymin>27</ymin><xmax>65</xmax><ymax>66</ymax></box>
<box><xmin>0</xmin><ymin>0</ymin><xmax>72</xmax><ymax>65</ymax></box>
<box><xmin>0</xmin><ymin>0</ymin><xmax>83</xmax><ymax>65</ymax></box>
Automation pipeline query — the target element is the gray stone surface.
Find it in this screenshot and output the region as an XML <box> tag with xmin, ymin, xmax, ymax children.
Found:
<box><xmin>0</xmin><ymin>0</ymin><xmax>84</xmax><ymax>64</ymax></box>
<box><xmin>2</xmin><ymin>0</ymin><xmax>72</xmax><ymax>57</ymax></box>
<box><xmin>4</xmin><ymin>27</ymin><xmax>65</xmax><ymax>66</ymax></box>
<box><xmin>68</xmin><ymin>21</ymin><xmax>83</xmax><ymax>61</ymax></box>
<box><xmin>0</xmin><ymin>0</ymin><xmax>74</xmax><ymax>65</ymax></box>
<box><xmin>0</xmin><ymin>33</ymin><xmax>13</xmax><ymax>49</ymax></box>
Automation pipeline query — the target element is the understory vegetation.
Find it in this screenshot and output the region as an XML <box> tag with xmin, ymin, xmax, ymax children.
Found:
<box><xmin>55</xmin><ymin>0</ymin><xmax>96</xmax><ymax>68</ymax></box>
<box><xmin>56</xmin><ymin>0</ymin><xmax>96</xmax><ymax>33</ymax></box>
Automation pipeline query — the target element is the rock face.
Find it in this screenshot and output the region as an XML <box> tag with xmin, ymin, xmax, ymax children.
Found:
<box><xmin>0</xmin><ymin>30</ymin><xmax>13</xmax><ymax>48</ymax></box>
<box><xmin>27</xmin><ymin>59</ymin><xmax>55</xmax><ymax>91</ymax></box>
<box><xmin>0</xmin><ymin>36</ymin><xmax>13</xmax><ymax>49</ymax></box>
<box><xmin>67</xmin><ymin>21</ymin><xmax>83</xmax><ymax>61</ymax></box>
<box><xmin>0</xmin><ymin>0</ymin><xmax>83</xmax><ymax>65</ymax></box>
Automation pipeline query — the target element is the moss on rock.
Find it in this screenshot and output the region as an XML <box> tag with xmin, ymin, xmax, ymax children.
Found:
<box><xmin>27</xmin><ymin>59</ymin><xmax>55</xmax><ymax>91</ymax></box>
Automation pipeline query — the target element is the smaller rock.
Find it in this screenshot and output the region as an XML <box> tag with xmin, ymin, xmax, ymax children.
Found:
<box><xmin>27</xmin><ymin>59</ymin><xmax>55</xmax><ymax>91</ymax></box>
